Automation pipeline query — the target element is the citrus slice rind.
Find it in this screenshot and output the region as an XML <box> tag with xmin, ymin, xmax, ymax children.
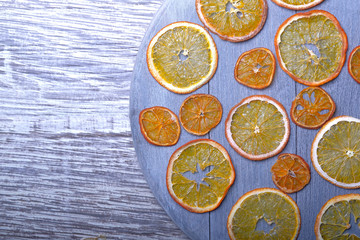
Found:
<box><xmin>349</xmin><ymin>46</ymin><xmax>360</xmax><ymax>84</ymax></box>
<box><xmin>147</xmin><ymin>21</ymin><xmax>218</xmax><ymax>94</ymax></box>
<box><xmin>234</xmin><ymin>48</ymin><xmax>276</xmax><ymax>89</ymax></box>
<box><xmin>272</xmin><ymin>0</ymin><xmax>324</xmax><ymax>10</ymax></box>
<box><xmin>225</xmin><ymin>95</ymin><xmax>290</xmax><ymax>161</ymax></box>
<box><xmin>139</xmin><ymin>106</ymin><xmax>181</xmax><ymax>146</ymax></box>
<box><xmin>275</xmin><ymin>10</ymin><xmax>348</xmax><ymax>87</ymax></box>
<box><xmin>195</xmin><ymin>0</ymin><xmax>268</xmax><ymax>42</ymax></box>
<box><xmin>315</xmin><ymin>194</ymin><xmax>360</xmax><ymax>240</ymax></box>
<box><xmin>166</xmin><ymin>139</ymin><xmax>235</xmax><ymax>213</ymax></box>
<box><xmin>179</xmin><ymin>94</ymin><xmax>223</xmax><ymax>136</ymax></box>
<box><xmin>271</xmin><ymin>153</ymin><xmax>311</xmax><ymax>193</ymax></box>
<box><xmin>227</xmin><ymin>188</ymin><xmax>301</xmax><ymax>240</ymax></box>
<box><xmin>312</xmin><ymin>116</ymin><xmax>360</xmax><ymax>189</ymax></box>
<box><xmin>290</xmin><ymin>87</ymin><xmax>336</xmax><ymax>129</ymax></box>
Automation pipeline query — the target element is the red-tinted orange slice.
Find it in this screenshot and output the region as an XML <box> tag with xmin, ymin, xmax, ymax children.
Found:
<box><xmin>139</xmin><ymin>106</ymin><xmax>180</xmax><ymax>146</ymax></box>
<box><xmin>234</xmin><ymin>48</ymin><xmax>276</xmax><ymax>89</ymax></box>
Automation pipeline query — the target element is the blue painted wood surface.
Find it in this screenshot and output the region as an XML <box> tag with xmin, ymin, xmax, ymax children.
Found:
<box><xmin>130</xmin><ymin>0</ymin><xmax>360</xmax><ymax>239</ymax></box>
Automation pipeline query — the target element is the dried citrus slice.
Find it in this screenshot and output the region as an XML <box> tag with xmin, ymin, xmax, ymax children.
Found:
<box><xmin>271</xmin><ymin>153</ymin><xmax>311</xmax><ymax>193</ymax></box>
<box><xmin>290</xmin><ymin>87</ymin><xmax>336</xmax><ymax>129</ymax></box>
<box><xmin>179</xmin><ymin>94</ymin><xmax>222</xmax><ymax>136</ymax></box>
<box><xmin>312</xmin><ymin>116</ymin><xmax>360</xmax><ymax>189</ymax></box>
<box><xmin>139</xmin><ymin>106</ymin><xmax>180</xmax><ymax>146</ymax></box>
<box><xmin>196</xmin><ymin>0</ymin><xmax>268</xmax><ymax>42</ymax></box>
<box><xmin>275</xmin><ymin>10</ymin><xmax>348</xmax><ymax>86</ymax></box>
<box><xmin>225</xmin><ymin>95</ymin><xmax>290</xmax><ymax>161</ymax></box>
<box><xmin>227</xmin><ymin>188</ymin><xmax>301</xmax><ymax>240</ymax></box>
<box><xmin>167</xmin><ymin>139</ymin><xmax>235</xmax><ymax>213</ymax></box>
<box><xmin>315</xmin><ymin>194</ymin><xmax>360</xmax><ymax>240</ymax></box>
<box><xmin>147</xmin><ymin>22</ymin><xmax>218</xmax><ymax>94</ymax></box>
<box><xmin>272</xmin><ymin>0</ymin><xmax>324</xmax><ymax>10</ymax></box>
<box><xmin>234</xmin><ymin>48</ymin><xmax>276</xmax><ymax>89</ymax></box>
<box><xmin>349</xmin><ymin>46</ymin><xmax>360</xmax><ymax>84</ymax></box>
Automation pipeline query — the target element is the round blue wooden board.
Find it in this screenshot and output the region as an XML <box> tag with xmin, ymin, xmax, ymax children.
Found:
<box><xmin>130</xmin><ymin>0</ymin><xmax>360</xmax><ymax>239</ymax></box>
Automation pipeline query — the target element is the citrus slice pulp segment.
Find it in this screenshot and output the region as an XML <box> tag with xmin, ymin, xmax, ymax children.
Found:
<box><xmin>139</xmin><ymin>106</ymin><xmax>180</xmax><ymax>146</ymax></box>
<box><xmin>312</xmin><ymin>116</ymin><xmax>360</xmax><ymax>189</ymax></box>
<box><xmin>349</xmin><ymin>46</ymin><xmax>360</xmax><ymax>83</ymax></box>
<box><xmin>227</xmin><ymin>188</ymin><xmax>301</xmax><ymax>240</ymax></box>
<box><xmin>315</xmin><ymin>194</ymin><xmax>360</xmax><ymax>240</ymax></box>
<box><xmin>272</xmin><ymin>0</ymin><xmax>324</xmax><ymax>10</ymax></box>
<box><xmin>271</xmin><ymin>153</ymin><xmax>311</xmax><ymax>193</ymax></box>
<box><xmin>167</xmin><ymin>139</ymin><xmax>235</xmax><ymax>213</ymax></box>
<box><xmin>275</xmin><ymin>10</ymin><xmax>348</xmax><ymax>86</ymax></box>
<box><xmin>225</xmin><ymin>95</ymin><xmax>290</xmax><ymax>161</ymax></box>
<box><xmin>291</xmin><ymin>87</ymin><xmax>336</xmax><ymax>129</ymax></box>
<box><xmin>196</xmin><ymin>0</ymin><xmax>268</xmax><ymax>42</ymax></box>
<box><xmin>147</xmin><ymin>22</ymin><xmax>218</xmax><ymax>94</ymax></box>
<box><xmin>234</xmin><ymin>48</ymin><xmax>276</xmax><ymax>89</ymax></box>
<box><xmin>179</xmin><ymin>94</ymin><xmax>222</xmax><ymax>136</ymax></box>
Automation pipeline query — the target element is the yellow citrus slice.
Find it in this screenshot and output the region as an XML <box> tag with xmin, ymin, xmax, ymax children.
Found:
<box><xmin>275</xmin><ymin>10</ymin><xmax>348</xmax><ymax>86</ymax></box>
<box><xmin>166</xmin><ymin>139</ymin><xmax>235</xmax><ymax>213</ymax></box>
<box><xmin>227</xmin><ymin>188</ymin><xmax>301</xmax><ymax>240</ymax></box>
<box><xmin>271</xmin><ymin>153</ymin><xmax>311</xmax><ymax>193</ymax></box>
<box><xmin>139</xmin><ymin>106</ymin><xmax>180</xmax><ymax>146</ymax></box>
<box><xmin>272</xmin><ymin>0</ymin><xmax>324</xmax><ymax>10</ymax></box>
<box><xmin>147</xmin><ymin>21</ymin><xmax>218</xmax><ymax>94</ymax></box>
<box><xmin>315</xmin><ymin>194</ymin><xmax>360</xmax><ymax>240</ymax></box>
<box><xmin>312</xmin><ymin>116</ymin><xmax>360</xmax><ymax>189</ymax></box>
<box><xmin>196</xmin><ymin>0</ymin><xmax>268</xmax><ymax>42</ymax></box>
<box><xmin>234</xmin><ymin>48</ymin><xmax>276</xmax><ymax>89</ymax></box>
<box><xmin>349</xmin><ymin>46</ymin><xmax>360</xmax><ymax>84</ymax></box>
<box><xmin>179</xmin><ymin>94</ymin><xmax>222</xmax><ymax>136</ymax></box>
<box><xmin>290</xmin><ymin>87</ymin><xmax>336</xmax><ymax>129</ymax></box>
<box><xmin>225</xmin><ymin>95</ymin><xmax>290</xmax><ymax>161</ymax></box>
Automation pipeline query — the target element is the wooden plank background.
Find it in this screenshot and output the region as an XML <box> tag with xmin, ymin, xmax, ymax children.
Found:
<box><xmin>0</xmin><ymin>0</ymin><xmax>189</xmax><ymax>239</ymax></box>
<box><xmin>131</xmin><ymin>0</ymin><xmax>360</xmax><ymax>239</ymax></box>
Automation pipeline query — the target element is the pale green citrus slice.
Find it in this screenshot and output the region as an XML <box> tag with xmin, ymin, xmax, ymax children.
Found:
<box><xmin>315</xmin><ymin>194</ymin><xmax>360</xmax><ymax>240</ymax></box>
<box><xmin>139</xmin><ymin>106</ymin><xmax>180</xmax><ymax>146</ymax></box>
<box><xmin>272</xmin><ymin>0</ymin><xmax>324</xmax><ymax>10</ymax></box>
<box><xmin>275</xmin><ymin>10</ymin><xmax>348</xmax><ymax>86</ymax></box>
<box><xmin>312</xmin><ymin>116</ymin><xmax>360</xmax><ymax>189</ymax></box>
<box><xmin>196</xmin><ymin>0</ymin><xmax>268</xmax><ymax>42</ymax></box>
<box><xmin>227</xmin><ymin>188</ymin><xmax>301</xmax><ymax>240</ymax></box>
<box><xmin>349</xmin><ymin>46</ymin><xmax>360</xmax><ymax>84</ymax></box>
<box><xmin>225</xmin><ymin>95</ymin><xmax>290</xmax><ymax>161</ymax></box>
<box><xmin>166</xmin><ymin>139</ymin><xmax>235</xmax><ymax>213</ymax></box>
<box><xmin>147</xmin><ymin>21</ymin><xmax>218</xmax><ymax>94</ymax></box>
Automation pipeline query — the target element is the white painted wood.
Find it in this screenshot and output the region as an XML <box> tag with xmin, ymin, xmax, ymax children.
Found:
<box><xmin>0</xmin><ymin>0</ymin><xmax>188</xmax><ymax>239</ymax></box>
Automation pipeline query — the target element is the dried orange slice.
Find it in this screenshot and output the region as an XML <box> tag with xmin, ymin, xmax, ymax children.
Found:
<box><xmin>147</xmin><ymin>22</ymin><xmax>218</xmax><ymax>94</ymax></box>
<box><xmin>196</xmin><ymin>0</ymin><xmax>268</xmax><ymax>42</ymax></box>
<box><xmin>349</xmin><ymin>46</ymin><xmax>360</xmax><ymax>84</ymax></box>
<box><xmin>271</xmin><ymin>153</ymin><xmax>311</xmax><ymax>193</ymax></box>
<box><xmin>290</xmin><ymin>87</ymin><xmax>336</xmax><ymax>129</ymax></box>
<box><xmin>225</xmin><ymin>95</ymin><xmax>290</xmax><ymax>161</ymax></box>
<box><xmin>227</xmin><ymin>188</ymin><xmax>301</xmax><ymax>240</ymax></box>
<box><xmin>272</xmin><ymin>0</ymin><xmax>324</xmax><ymax>10</ymax></box>
<box><xmin>139</xmin><ymin>106</ymin><xmax>180</xmax><ymax>146</ymax></box>
<box><xmin>167</xmin><ymin>139</ymin><xmax>235</xmax><ymax>213</ymax></box>
<box><xmin>179</xmin><ymin>94</ymin><xmax>222</xmax><ymax>136</ymax></box>
<box><xmin>234</xmin><ymin>48</ymin><xmax>276</xmax><ymax>89</ymax></box>
<box><xmin>275</xmin><ymin>10</ymin><xmax>348</xmax><ymax>86</ymax></box>
<box><xmin>315</xmin><ymin>194</ymin><xmax>360</xmax><ymax>240</ymax></box>
<box><xmin>312</xmin><ymin>116</ymin><xmax>360</xmax><ymax>189</ymax></box>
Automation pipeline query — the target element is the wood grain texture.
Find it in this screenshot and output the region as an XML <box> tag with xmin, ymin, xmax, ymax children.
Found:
<box><xmin>0</xmin><ymin>0</ymin><xmax>188</xmax><ymax>239</ymax></box>
<box><xmin>131</xmin><ymin>0</ymin><xmax>360</xmax><ymax>239</ymax></box>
